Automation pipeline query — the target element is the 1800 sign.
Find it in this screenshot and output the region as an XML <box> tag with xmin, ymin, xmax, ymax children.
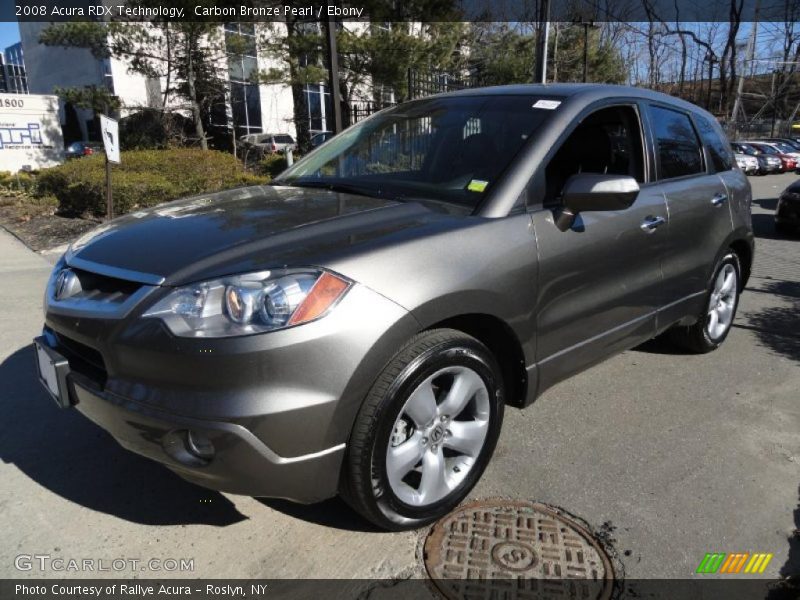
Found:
<box><xmin>1</xmin><ymin>98</ymin><xmax>24</xmax><ymax>109</ymax></box>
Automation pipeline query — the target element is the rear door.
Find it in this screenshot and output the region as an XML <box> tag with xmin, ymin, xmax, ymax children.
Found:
<box><xmin>694</xmin><ymin>113</ymin><xmax>751</xmax><ymax>235</ymax></box>
<box><xmin>645</xmin><ymin>104</ymin><xmax>733</xmax><ymax>329</ymax></box>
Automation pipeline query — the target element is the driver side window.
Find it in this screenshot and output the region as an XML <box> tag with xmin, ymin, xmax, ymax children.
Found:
<box><xmin>543</xmin><ymin>105</ymin><xmax>645</xmax><ymax>206</ymax></box>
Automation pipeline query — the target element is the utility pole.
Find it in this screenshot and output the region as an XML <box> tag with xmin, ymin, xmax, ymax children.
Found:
<box><xmin>582</xmin><ymin>22</ymin><xmax>593</xmax><ymax>83</ymax></box>
<box><xmin>731</xmin><ymin>0</ymin><xmax>759</xmax><ymax>132</ymax></box>
<box><xmin>770</xmin><ymin>69</ymin><xmax>778</xmax><ymax>136</ymax></box>
<box><xmin>324</xmin><ymin>7</ymin><xmax>343</xmax><ymax>134</ymax></box>
<box><xmin>533</xmin><ymin>0</ymin><xmax>550</xmax><ymax>84</ymax></box>
<box><xmin>706</xmin><ymin>52</ymin><xmax>716</xmax><ymax>110</ymax></box>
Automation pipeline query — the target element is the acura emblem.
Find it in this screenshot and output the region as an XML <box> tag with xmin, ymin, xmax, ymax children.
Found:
<box><xmin>54</xmin><ymin>269</ymin><xmax>78</xmax><ymax>300</ymax></box>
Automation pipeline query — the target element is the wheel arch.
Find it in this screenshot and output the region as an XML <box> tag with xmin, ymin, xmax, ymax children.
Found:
<box><xmin>422</xmin><ymin>313</ymin><xmax>529</xmax><ymax>409</ymax></box>
<box><xmin>729</xmin><ymin>236</ymin><xmax>753</xmax><ymax>290</ymax></box>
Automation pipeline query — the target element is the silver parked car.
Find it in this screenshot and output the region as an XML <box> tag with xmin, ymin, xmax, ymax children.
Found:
<box><xmin>734</xmin><ymin>152</ymin><xmax>759</xmax><ymax>174</ymax></box>
<box><xmin>35</xmin><ymin>85</ymin><xmax>753</xmax><ymax>530</ymax></box>
<box><xmin>239</xmin><ymin>132</ymin><xmax>296</xmax><ymax>154</ymax></box>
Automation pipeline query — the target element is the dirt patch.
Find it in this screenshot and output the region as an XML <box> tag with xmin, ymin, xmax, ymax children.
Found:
<box><xmin>0</xmin><ymin>196</ymin><xmax>100</xmax><ymax>253</ymax></box>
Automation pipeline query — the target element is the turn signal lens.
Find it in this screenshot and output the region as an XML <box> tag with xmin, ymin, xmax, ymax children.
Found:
<box><xmin>288</xmin><ymin>272</ymin><xmax>350</xmax><ymax>326</ymax></box>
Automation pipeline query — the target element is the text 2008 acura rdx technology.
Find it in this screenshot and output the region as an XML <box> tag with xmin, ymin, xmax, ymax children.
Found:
<box><xmin>35</xmin><ymin>85</ymin><xmax>753</xmax><ymax>530</ymax></box>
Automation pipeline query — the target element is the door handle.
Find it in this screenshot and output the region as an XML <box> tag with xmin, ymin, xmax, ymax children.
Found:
<box><xmin>711</xmin><ymin>193</ymin><xmax>728</xmax><ymax>206</ymax></box>
<box><xmin>640</xmin><ymin>215</ymin><xmax>666</xmax><ymax>232</ymax></box>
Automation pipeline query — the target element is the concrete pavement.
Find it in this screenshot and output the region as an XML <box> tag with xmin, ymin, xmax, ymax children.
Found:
<box><xmin>0</xmin><ymin>174</ymin><xmax>798</xmax><ymax>585</ymax></box>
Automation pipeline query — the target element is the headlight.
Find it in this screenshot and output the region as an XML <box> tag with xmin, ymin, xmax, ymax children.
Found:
<box><xmin>44</xmin><ymin>255</ymin><xmax>67</xmax><ymax>312</ymax></box>
<box><xmin>142</xmin><ymin>269</ymin><xmax>351</xmax><ymax>337</ymax></box>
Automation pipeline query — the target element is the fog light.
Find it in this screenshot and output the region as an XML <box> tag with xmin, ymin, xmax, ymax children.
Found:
<box><xmin>186</xmin><ymin>430</ymin><xmax>214</xmax><ymax>460</ymax></box>
<box><xmin>162</xmin><ymin>429</ymin><xmax>215</xmax><ymax>467</ymax></box>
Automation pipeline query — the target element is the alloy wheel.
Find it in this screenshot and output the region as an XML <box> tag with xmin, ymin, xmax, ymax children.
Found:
<box><xmin>386</xmin><ymin>366</ymin><xmax>490</xmax><ymax>506</ymax></box>
<box><xmin>706</xmin><ymin>263</ymin><xmax>738</xmax><ymax>340</ymax></box>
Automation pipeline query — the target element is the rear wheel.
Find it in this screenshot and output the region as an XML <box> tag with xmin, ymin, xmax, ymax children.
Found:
<box><xmin>669</xmin><ymin>252</ymin><xmax>741</xmax><ymax>353</ymax></box>
<box><xmin>341</xmin><ymin>329</ymin><xmax>504</xmax><ymax>530</ymax></box>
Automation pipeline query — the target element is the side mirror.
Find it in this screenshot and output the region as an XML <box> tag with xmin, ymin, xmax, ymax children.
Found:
<box><xmin>555</xmin><ymin>173</ymin><xmax>640</xmax><ymax>231</ymax></box>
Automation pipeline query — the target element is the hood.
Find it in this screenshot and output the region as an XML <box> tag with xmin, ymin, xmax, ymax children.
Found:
<box><xmin>66</xmin><ymin>185</ymin><xmax>469</xmax><ymax>286</ymax></box>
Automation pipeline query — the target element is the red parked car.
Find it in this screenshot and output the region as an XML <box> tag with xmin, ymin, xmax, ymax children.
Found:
<box><xmin>745</xmin><ymin>141</ymin><xmax>797</xmax><ymax>171</ymax></box>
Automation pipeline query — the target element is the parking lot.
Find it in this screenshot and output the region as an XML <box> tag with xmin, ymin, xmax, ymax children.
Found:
<box><xmin>0</xmin><ymin>174</ymin><xmax>797</xmax><ymax>585</ymax></box>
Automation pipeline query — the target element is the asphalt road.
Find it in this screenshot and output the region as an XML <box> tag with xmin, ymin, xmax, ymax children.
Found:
<box><xmin>0</xmin><ymin>174</ymin><xmax>798</xmax><ymax>587</ymax></box>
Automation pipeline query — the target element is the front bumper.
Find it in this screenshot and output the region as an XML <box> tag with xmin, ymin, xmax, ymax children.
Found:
<box><xmin>776</xmin><ymin>197</ymin><xmax>800</xmax><ymax>229</ymax></box>
<box><xmin>70</xmin><ymin>375</ymin><xmax>345</xmax><ymax>502</ymax></box>
<box><xmin>40</xmin><ymin>283</ymin><xmax>419</xmax><ymax>503</ymax></box>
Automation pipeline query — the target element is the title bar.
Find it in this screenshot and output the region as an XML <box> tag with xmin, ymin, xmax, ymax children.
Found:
<box><xmin>4</xmin><ymin>0</ymin><xmax>796</xmax><ymax>23</ymax></box>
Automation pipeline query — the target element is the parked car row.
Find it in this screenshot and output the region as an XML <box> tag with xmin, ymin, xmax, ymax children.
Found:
<box><xmin>731</xmin><ymin>138</ymin><xmax>800</xmax><ymax>175</ymax></box>
<box><xmin>65</xmin><ymin>131</ymin><xmax>335</xmax><ymax>163</ymax></box>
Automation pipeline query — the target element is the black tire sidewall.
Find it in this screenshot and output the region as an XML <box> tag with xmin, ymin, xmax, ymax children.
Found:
<box><xmin>700</xmin><ymin>252</ymin><xmax>741</xmax><ymax>348</ymax></box>
<box><xmin>368</xmin><ymin>338</ymin><xmax>504</xmax><ymax>527</ymax></box>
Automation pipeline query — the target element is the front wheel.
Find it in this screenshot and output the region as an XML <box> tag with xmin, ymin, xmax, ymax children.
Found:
<box><xmin>669</xmin><ymin>251</ymin><xmax>741</xmax><ymax>353</ymax></box>
<box><xmin>775</xmin><ymin>221</ymin><xmax>794</xmax><ymax>235</ymax></box>
<box><xmin>341</xmin><ymin>329</ymin><xmax>504</xmax><ymax>530</ymax></box>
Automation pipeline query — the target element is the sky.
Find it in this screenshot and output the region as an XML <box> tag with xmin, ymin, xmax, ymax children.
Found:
<box><xmin>0</xmin><ymin>21</ymin><xmax>20</xmax><ymax>51</ymax></box>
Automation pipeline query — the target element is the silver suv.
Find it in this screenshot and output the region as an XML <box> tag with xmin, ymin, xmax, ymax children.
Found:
<box><xmin>36</xmin><ymin>85</ymin><xmax>753</xmax><ymax>530</ymax></box>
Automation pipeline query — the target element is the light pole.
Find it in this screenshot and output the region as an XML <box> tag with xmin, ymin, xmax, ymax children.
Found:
<box><xmin>533</xmin><ymin>0</ymin><xmax>550</xmax><ymax>84</ymax></box>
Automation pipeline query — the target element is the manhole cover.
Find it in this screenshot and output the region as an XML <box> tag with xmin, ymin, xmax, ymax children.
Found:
<box><xmin>423</xmin><ymin>500</ymin><xmax>614</xmax><ymax>600</ymax></box>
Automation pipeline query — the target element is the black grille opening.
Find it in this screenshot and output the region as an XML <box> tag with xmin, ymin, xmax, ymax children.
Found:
<box><xmin>53</xmin><ymin>331</ymin><xmax>107</xmax><ymax>386</ymax></box>
<box><xmin>71</xmin><ymin>268</ymin><xmax>142</xmax><ymax>302</ymax></box>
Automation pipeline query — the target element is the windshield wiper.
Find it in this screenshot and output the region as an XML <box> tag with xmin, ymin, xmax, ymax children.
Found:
<box><xmin>277</xmin><ymin>180</ymin><xmax>397</xmax><ymax>200</ymax></box>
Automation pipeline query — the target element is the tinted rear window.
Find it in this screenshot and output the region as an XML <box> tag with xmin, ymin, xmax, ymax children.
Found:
<box><xmin>696</xmin><ymin>115</ymin><xmax>733</xmax><ymax>172</ymax></box>
<box><xmin>650</xmin><ymin>105</ymin><xmax>704</xmax><ymax>179</ymax></box>
<box><xmin>274</xmin><ymin>135</ymin><xmax>294</xmax><ymax>143</ymax></box>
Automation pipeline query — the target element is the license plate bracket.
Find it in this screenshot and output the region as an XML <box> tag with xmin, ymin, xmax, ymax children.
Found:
<box><xmin>33</xmin><ymin>336</ymin><xmax>73</xmax><ymax>408</ymax></box>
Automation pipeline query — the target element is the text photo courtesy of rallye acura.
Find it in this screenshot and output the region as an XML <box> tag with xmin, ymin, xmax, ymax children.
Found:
<box><xmin>35</xmin><ymin>84</ymin><xmax>754</xmax><ymax>530</ymax></box>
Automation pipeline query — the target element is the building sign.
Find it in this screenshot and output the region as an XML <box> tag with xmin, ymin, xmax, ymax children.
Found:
<box><xmin>0</xmin><ymin>93</ymin><xmax>64</xmax><ymax>172</ymax></box>
<box><xmin>0</xmin><ymin>122</ymin><xmax>41</xmax><ymax>147</ymax></box>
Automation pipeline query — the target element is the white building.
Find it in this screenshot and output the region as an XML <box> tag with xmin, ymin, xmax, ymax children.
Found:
<box><xmin>19</xmin><ymin>22</ymin><xmax>152</xmax><ymax>142</ymax></box>
<box><xmin>18</xmin><ymin>21</ymin><xmax>346</xmax><ymax>145</ymax></box>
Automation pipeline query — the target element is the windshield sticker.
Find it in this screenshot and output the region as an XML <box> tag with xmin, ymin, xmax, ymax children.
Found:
<box><xmin>467</xmin><ymin>179</ymin><xmax>489</xmax><ymax>193</ymax></box>
<box><xmin>532</xmin><ymin>99</ymin><xmax>561</xmax><ymax>110</ymax></box>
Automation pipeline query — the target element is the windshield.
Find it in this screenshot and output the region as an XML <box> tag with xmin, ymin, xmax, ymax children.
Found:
<box><xmin>755</xmin><ymin>144</ymin><xmax>778</xmax><ymax>154</ymax></box>
<box><xmin>275</xmin><ymin>95</ymin><xmax>560</xmax><ymax>207</ymax></box>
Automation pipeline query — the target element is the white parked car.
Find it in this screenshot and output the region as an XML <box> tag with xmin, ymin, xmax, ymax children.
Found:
<box><xmin>734</xmin><ymin>152</ymin><xmax>759</xmax><ymax>174</ymax></box>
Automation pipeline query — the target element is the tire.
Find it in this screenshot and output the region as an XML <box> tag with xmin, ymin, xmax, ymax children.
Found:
<box><xmin>669</xmin><ymin>251</ymin><xmax>741</xmax><ymax>353</ymax></box>
<box><xmin>341</xmin><ymin>328</ymin><xmax>505</xmax><ymax>530</ymax></box>
<box><xmin>775</xmin><ymin>221</ymin><xmax>792</xmax><ymax>235</ymax></box>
